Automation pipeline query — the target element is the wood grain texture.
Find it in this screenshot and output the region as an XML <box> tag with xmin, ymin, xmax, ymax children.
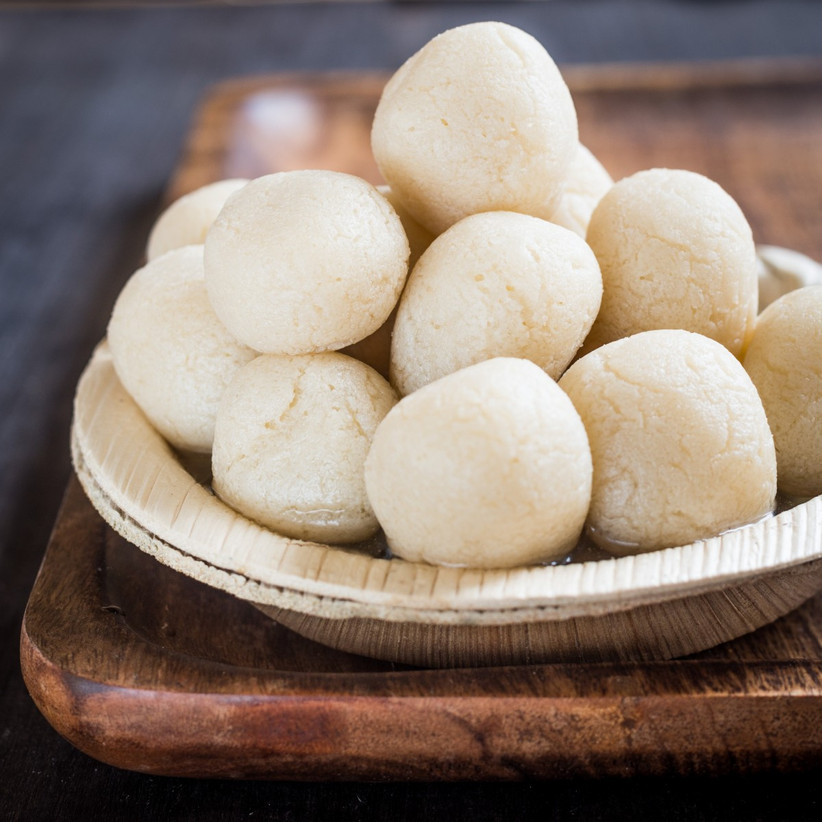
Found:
<box><xmin>20</xmin><ymin>65</ymin><xmax>822</xmax><ymax>778</ymax></box>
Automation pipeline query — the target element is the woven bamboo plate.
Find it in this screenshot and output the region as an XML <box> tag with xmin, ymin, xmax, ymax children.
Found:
<box><xmin>72</xmin><ymin>340</ymin><xmax>822</xmax><ymax>667</ymax></box>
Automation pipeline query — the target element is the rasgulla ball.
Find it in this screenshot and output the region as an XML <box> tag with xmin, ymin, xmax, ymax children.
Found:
<box><xmin>548</xmin><ymin>144</ymin><xmax>613</xmax><ymax>238</ymax></box>
<box><xmin>204</xmin><ymin>170</ymin><xmax>409</xmax><ymax>354</ymax></box>
<box><xmin>390</xmin><ymin>211</ymin><xmax>602</xmax><ymax>397</ymax></box>
<box><xmin>559</xmin><ymin>330</ymin><xmax>776</xmax><ymax>555</ymax></box>
<box><xmin>365</xmin><ymin>358</ymin><xmax>593</xmax><ymax>568</ymax></box>
<box><xmin>107</xmin><ymin>246</ymin><xmax>257</xmax><ymax>453</ymax></box>
<box><xmin>341</xmin><ymin>185</ymin><xmax>435</xmax><ymax>379</ymax></box>
<box><xmin>212</xmin><ymin>352</ymin><xmax>397</xmax><ymax>544</ymax></box>
<box><xmin>743</xmin><ymin>285</ymin><xmax>822</xmax><ymax>498</ymax></box>
<box><xmin>371</xmin><ymin>21</ymin><xmax>578</xmax><ymax>235</ymax></box>
<box><xmin>583</xmin><ymin>168</ymin><xmax>758</xmax><ymax>357</ymax></box>
<box><xmin>147</xmin><ymin>179</ymin><xmax>248</xmax><ymax>261</ymax></box>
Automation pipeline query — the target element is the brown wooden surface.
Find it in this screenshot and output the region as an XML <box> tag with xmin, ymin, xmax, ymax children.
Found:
<box><xmin>20</xmin><ymin>67</ymin><xmax>822</xmax><ymax>779</ymax></box>
<box><xmin>21</xmin><ymin>478</ymin><xmax>822</xmax><ymax>778</ymax></box>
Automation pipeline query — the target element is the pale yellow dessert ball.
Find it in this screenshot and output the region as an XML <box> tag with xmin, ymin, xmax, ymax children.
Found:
<box><xmin>548</xmin><ymin>144</ymin><xmax>613</xmax><ymax>237</ymax></box>
<box><xmin>107</xmin><ymin>246</ymin><xmax>257</xmax><ymax>453</ymax></box>
<box><xmin>583</xmin><ymin>168</ymin><xmax>758</xmax><ymax>357</ymax></box>
<box><xmin>341</xmin><ymin>185</ymin><xmax>435</xmax><ymax>379</ymax></box>
<box><xmin>365</xmin><ymin>358</ymin><xmax>593</xmax><ymax>568</ymax></box>
<box><xmin>204</xmin><ymin>170</ymin><xmax>409</xmax><ymax>355</ymax></box>
<box><xmin>212</xmin><ymin>352</ymin><xmax>397</xmax><ymax>544</ymax></box>
<box><xmin>559</xmin><ymin>330</ymin><xmax>776</xmax><ymax>555</ymax></box>
<box><xmin>390</xmin><ymin>211</ymin><xmax>602</xmax><ymax>396</ymax></box>
<box><xmin>743</xmin><ymin>285</ymin><xmax>822</xmax><ymax>498</ymax></box>
<box><xmin>146</xmin><ymin>179</ymin><xmax>249</xmax><ymax>261</ymax></box>
<box><xmin>371</xmin><ymin>21</ymin><xmax>578</xmax><ymax>235</ymax></box>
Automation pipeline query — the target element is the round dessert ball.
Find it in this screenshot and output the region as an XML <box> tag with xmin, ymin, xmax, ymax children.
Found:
<box><xmin>146</xmin><ymin>179</ymin><xmax>248</xmax><ymax>261</ymax></box>
<box><xmin>583</xmin><ymin>168</ymin><xmax>758</xmax><ymax>357</ymax></box>
<box><xmin>743</xmin><ymin>285</ymin><xmax>822</xmax><ymax>498</ymax></box>
<box><xmin>559</xmin><ymin>330</ymin><xmax>776</xmax><ymax>555</ymax></box>
<box><xmin>107</xmin><ymin>246</ymin><xmax>257</xmax><ymax>453</ymax></box>
<box><xmin>212</xmin><ymin>352</ymin><xmax>397</xmax><ymax>544</ymax></box>
<box><xmin>371</xmin><ymin>21</ymin><xmax>578</xmax><ymax>235</ymax></box>
<box><xmin>341</xmin><ymin>185</ymin><xmax>435</xmax><ymax>380</ymax></box>
<box><xmin>390</xmin><ymin>211</ymin><xmax>602</xmax><ymax>396</ymax></box>
<box><xmin>548</xmin><ymin>144</ymin><xmax>613</xmax><ymax>238</ymax></box>
<box><xmin>204</xmin><ymin>170</ymin><xmax>410</xmax><ymax>354</ymax></box>
<box><xmin>365</xmin><ymin>357</ymin><xmax>593</xmax><ymax>568</ymax></box>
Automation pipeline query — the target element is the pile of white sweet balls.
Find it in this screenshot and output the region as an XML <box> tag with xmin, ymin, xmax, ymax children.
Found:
<box><xmin>107</xmin><ymin>22</ymin><xmax>822</xmax><ymax>570</ymax></box>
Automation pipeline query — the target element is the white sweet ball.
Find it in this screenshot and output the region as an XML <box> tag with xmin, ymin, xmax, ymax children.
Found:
<box><xmin>341</xmin><ymin>185</ymin><xmax>435</xmax><ymax>380</ymax></box>
<box><xmin>371</xmin><ymin>21</ymin><xmax>578</xmax><ymax>235</ymax></box>
<box><xmin>584</xmin><ymin>168</ymin><xmax>758</xmax><ymax>357</ymax></box>
<box><xmin>390</xmin><ymin>211</ymin><xmax>602</xmax><ymax>396</ymax></box>
<box><xmin>107</xmin><ymin>246</ymin><xmax>257</xmax><ymax>453</ymax></box>
<box><xmin>743</xmin><ymin>285</ymin><xmax>822</xmax><ymax>498</ymax></box>
<box><xmin>146</xmin><ymin>179</ymin><xmax>249</xmax><ymax>261</ymax></box>
<box><xmin>365</xmin><ymin>358</ymin><xmax>593</xmax><ymax>568</ymax></box>
<box><xmin>548</xmin><ymin>144</ymin><xmax>613</xmax><ymax>237</ymax></box>
<box><xmin>204</xmin><ymin>170</ymin><xmax>409</xmax><ymax>354</ymax></box>
<box><xmin>559</xmin><ymin>330</ymin><xmax>776</xmax><ymax>554</ymax></box>
<box><xmin>212</xmin><ymin>352</ymin><xmax>397</xmax><ymax>544</ymax></box>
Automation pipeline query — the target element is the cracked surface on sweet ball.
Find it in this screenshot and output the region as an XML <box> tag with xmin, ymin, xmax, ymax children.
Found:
<box><xmin>212</xmin><ymin>352</ymin><xmax>397</xmax><ymax>544</ymax></box>
<box><xmin>390</xmin><ymin>211</ymin><xmax>602</xmax><ymax>396</ymax></box>
<box><xmin>559</xmin><ymin>329</ymin><xmax>776</xmax><ymax>554</ymax></box>
<box><xmin>583</xmin><ymin>168</ymin><xmax>757</xmax><ymax>357</ymax></box>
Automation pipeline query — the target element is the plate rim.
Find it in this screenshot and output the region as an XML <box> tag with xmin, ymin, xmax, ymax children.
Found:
<box><xmin>71</xmin><ymin>342</ymin><xmax>822</xmax><ymax>626</ymax></box>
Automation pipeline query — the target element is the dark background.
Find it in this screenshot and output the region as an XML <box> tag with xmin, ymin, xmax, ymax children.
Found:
<box><xmin>2</xmin><ymin>2</ymin><xmax>822</xmax><ymax>819</ymax></box>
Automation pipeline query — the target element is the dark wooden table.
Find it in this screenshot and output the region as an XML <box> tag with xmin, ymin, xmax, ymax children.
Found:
<box><xmin>3</xmin><ymin>2</ymin><xmax>822</xmax><ymax>819</ymax></box>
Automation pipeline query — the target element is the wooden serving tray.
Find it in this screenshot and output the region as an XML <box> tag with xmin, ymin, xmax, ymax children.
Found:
<box><xmin>22</xmin><ymin>66</ymin><xmax>822</xmax><ymax>778</ymax></box>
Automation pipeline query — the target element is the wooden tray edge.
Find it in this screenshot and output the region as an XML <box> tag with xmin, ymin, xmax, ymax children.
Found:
<box><xmin>21</xmin><ymin>618</ymin><xmax>822</xmax><ymax>779</ymax></box>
